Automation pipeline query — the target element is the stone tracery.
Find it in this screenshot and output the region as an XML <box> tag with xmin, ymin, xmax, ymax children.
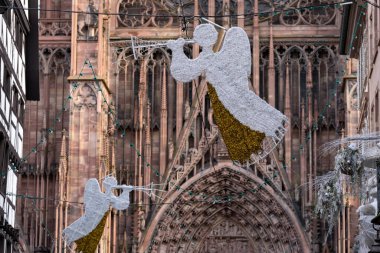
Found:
<box><xmin>116</xmin><ymin>0</ymin><xmax>338</xmax><ymax>28</ymax></box>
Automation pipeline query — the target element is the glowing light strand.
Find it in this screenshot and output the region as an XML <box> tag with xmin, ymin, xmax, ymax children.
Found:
<box><xmin>0</xmin><ymin>1</ymin><xmax>352</xmax><ymax>18</ymax></box>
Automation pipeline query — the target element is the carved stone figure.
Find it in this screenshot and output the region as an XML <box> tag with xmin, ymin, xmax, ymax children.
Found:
<box><xmin>184</xmin><ymin>100</ymin><xmax>191</xmax><ymax>120</ymax></box>
<box><xmin>168</xmin><ymin>139</ymin><xmax>174</xmax><ymax>160</ymax></box>
<box><xmin>73</xmin><ymin>84</ymin><xmax>97</xmax><ymax>109</ymax></box>
<box><xmin>78</xmin><ymin>0</ymin><xmax>98</xmax><ymax>37</ymax></box>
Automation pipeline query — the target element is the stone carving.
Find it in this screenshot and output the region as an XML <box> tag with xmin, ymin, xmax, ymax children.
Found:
<box><xmin>145</xmin><ymin>167</ymin><xmax>305</xmax><ymax>253</ymax></box>
<box><xmin>116</xmin><ymin>0</ymin><xmax>337</xmax><ymax>28</ymax></box>
<box><xmin>39</xmin><ymin>48</ymin><xmax>70</xmax><ymax>75</ymax></box>
<box><xmin>78</xmin><ymin>0</ymin><xmax>98</xmax><ymax>38</ymax></box>
<box><xmin>117</xmin><ymin>0</ymin><xmax>173</xmax><ymax>28</ymax></box>
<box><xmin>73</xmin><ymin>84</ymin><xmax>97</xmax><ymax>109</ymax></box>
<box><xmin>168</xmin><ymin>139</ymin><xmax>174</xmax><ymax>161</ymax></box>
<box><xmin>184</xmin><ymin>100</ymin><xmax>191</xmax><ymax>120</ymax></box>
<box><xmin>39</xmin><ymin>20</ymin><xmax>72</xmax><ymax>36</ymax></box>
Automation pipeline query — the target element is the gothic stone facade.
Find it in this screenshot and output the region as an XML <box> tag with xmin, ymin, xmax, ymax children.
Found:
<box><xmin>17</xmin><ymin>0</ymin><xmax>351</xmax><ymax>252</ymax></box>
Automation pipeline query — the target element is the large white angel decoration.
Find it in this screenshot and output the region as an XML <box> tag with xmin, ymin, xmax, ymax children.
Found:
<box><xmin>167</xmin><ymin>24</ymin><xmax>288</xmax><ymax>162</ymax></box>
<box><xmin>62</xmin><ymin>176</ymin><xmax>161</xmax><ymax>253</ymax></box>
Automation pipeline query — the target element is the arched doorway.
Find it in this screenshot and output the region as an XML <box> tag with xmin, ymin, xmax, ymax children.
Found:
<box><xmin>140</xmin><ymin>162</ymin><xmax>310</xmax><ymax>253</ymax></box>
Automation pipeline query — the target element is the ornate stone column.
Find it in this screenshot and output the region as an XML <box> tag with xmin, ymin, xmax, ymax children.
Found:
<box><xmin>160</xmin><ymin>63</ymin><xmax>168</xmax><ymax>176</ymax></box>
<box><xmin>252</xmin><ymin>0</ymin><xmax>260</xmax><ymax>93</ymax></box>
<box><xmin>268</xmin><ymin>17</ymin><xmax>275</xmax><ymax>107</ymax></box>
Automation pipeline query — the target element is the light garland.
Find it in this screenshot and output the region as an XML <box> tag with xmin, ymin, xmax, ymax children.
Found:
<box><xmin>6</xmin><ymin>4</ymin><xmax>367</xmax><ymax>247</ymax></box>
<box><xmin>0</xmin><ymin>1</ymin><xmax>352</xmax><ymax>19</ymax></box>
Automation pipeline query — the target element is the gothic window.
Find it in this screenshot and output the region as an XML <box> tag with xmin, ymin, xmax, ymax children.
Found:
<box><xmin>229</xmin><ymin>0</ymin><xmax>238</xmax><ymax>26</ymax></box>
<box><xmin>116</xmin><ymin>48</ymin><xmax>137</xmax><ymax>122</ymax></box>
<box><xmin>244</xmin><ymin>0</ymin><xmax>254</xmax><ymax>26</ymax></box>
<box><xmin>297</xmin><ymin>0</ymin><xmax>337</xmax><ymax>25</ymax></box>
<box><xmin>117</xmin><ymin>0</ymin><xmax>173</xmax><ymax>28</ymax></box>
<box><xmin>199</xmin><ymin>0</ymin><xmax>208</xmax><ymax>17</ymax></box>
<box><xmin>146</xmin><ymin>49</ymin><xmax>170</xmax><ymax>122</ymax></box>
<box><xmin>312</xmin><ymin>47</ymin><xmax>336</xmax><ymax>119</ymax></box>
<box><xmin>214</xmin><ymin>0</ymin><xmax>224</xmax><ymax>26</ymax></box>
<box><xmin>118</xmin><ymin>0</ymin><xmax>153</xmax><ymax>27</ymax></box>
<box><xmin>204</xmin><ymin>94</ymin><xmax>211</xmax><ymax>130</ymax></box>
<box><xmin>283</xmin><ymin>47</ymin><xmax>307</xmax><ymax>119</ymax></box>
<box><xmin>259</xmin><ymin>46</ymin><xmax>269</xmax><ymax>100</ymax></box>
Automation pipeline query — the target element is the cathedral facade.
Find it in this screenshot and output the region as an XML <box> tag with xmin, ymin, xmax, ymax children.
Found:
<box><xmin>17</xmin><ymin>0</ymin><xmax>351</xmax><ymax>252</ymax></box>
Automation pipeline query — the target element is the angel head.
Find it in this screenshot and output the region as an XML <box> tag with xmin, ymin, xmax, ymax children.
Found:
<box><xmin>193</xmin><ymin>24</ymin><xmax>218</xmax><ymax>50</ymax></box>
<box><xmin>103</xmin><ymin>176</ymin><xmax>117</xmax><ymax>193</ymax></box>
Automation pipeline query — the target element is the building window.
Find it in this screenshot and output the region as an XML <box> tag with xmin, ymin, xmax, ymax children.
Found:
<box><xmin>376</xmin><ymin>92</ymin><xmax>379</xmax><ymax>131</ymax></box>
<box><xmin>3</xmin><ymin>69</ymin><xmax>11</xmax><ymax>100</ymax></box>
<box><xmin>14</xmin><ymin>20</ymin><xmax>23</xmax><ymax>53</ymax></box>
<box><xmin>0</xmin><ymin>59</ymin><xmax>2</xmax><ymax>104</ymax></box>
<box><xmin>11</xmin><ymin>87</ymin><xmax>18</xmax><ymax>116</ymax></box>
<box><xmin>18</xmin><ymin>100</ymin><xmax>24</xmax><ymax>125</ymax></box>
<box><xmin>3</xmin><ymin>9</ymin><xmax>11</xmax><ymax>28</ymax></box>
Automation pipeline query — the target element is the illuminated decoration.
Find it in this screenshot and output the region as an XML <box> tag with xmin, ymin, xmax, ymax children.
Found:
<box><xmin>62</xmin><ymin>176</ymin><xmax>162</xmax><ymax>253</ymax></box>
<box><xmin>168</xmin><ymin>24</ymin><xmax>288</xmax><ymax>162</ymax></box>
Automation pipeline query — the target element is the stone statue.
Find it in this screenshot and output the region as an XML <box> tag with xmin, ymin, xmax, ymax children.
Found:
<box><xmin>168</xmin><ymin>139</ymin><xmax>174</xmax><ymax>160</ymax></box>
<box><xmin>184</xmin><ymin>100</ymin><xmax>191</xmax><ymax>120</ymax></box>
<box><xmin>78</xmin><ymin>0</ymin><xmax>98</xmax><ymax>37</ymax></box>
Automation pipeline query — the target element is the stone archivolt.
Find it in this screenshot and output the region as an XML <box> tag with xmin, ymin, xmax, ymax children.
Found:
<box><xmin>142</xmin><ymin>165</ymin><xmax>309</xmax><ymax>253</ymax></box>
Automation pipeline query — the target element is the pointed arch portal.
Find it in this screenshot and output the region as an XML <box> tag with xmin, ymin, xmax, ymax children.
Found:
<box><xmin>140</xmin><ymin>162</ymin><xmax>310</xmax><ymax>253</ymax></box>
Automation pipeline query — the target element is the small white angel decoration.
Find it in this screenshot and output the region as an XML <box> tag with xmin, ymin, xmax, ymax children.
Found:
<box><xmin>168</xmin><ymin>24</ymin><xmax>288</xmax><ymax>163</ymax></box>
<box><xmin>62</xmin><ymin>176</ymin><xmax>161</xmax><ymax>253</ymax></box>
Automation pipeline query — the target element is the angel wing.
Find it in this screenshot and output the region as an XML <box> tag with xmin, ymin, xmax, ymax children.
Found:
<box><xmin>84</xmin><ymin>178</ymin><xmax>102</xmax><ymax>206</ymax></box>
<box><xmin>216</xmin><ymin>27</ymin><xmax>251</xmax><ymax>76</ymax></box>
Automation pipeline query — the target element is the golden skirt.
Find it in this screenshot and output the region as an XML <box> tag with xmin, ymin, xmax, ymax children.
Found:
<box><xmin>208</xmin><ymin>84</ymin><xmax>265</xmax><ymax>162</ymax></box>
<box><xmin>74</xmin><ymin>211</ymin><xmax>110</xmax><ymax>253</ymax></box>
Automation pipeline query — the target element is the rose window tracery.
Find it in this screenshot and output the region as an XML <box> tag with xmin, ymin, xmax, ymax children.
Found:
<box><xmin>298</xmin><ymin>0</ymin><xmax>336</xmax><ymax>25</ymax></box>
<box><xmin>116</xmin><ymin>0</ymin><xmax>338</xmax><ymax>28</ymax></box>
<box><xmin>117</xmin><ymin>0</ymin><xmax>174</xmax><ymax>28</ymax></box>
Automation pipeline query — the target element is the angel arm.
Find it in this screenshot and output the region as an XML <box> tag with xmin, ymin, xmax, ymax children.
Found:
<box><xmin>167</xmin><ymin>38</ymin><xmax>204</xmax><ymax>82</ymax></box>
<box><xmin>110</xmin><ymin>185</ymin><xmax>133</xmax><ymax>210</ymax></box>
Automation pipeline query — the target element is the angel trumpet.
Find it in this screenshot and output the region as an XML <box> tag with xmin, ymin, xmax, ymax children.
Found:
<box><xmin>131</xmin><ymin>36</ymin><xmax>195</xmax><ymax>60</ymax></box>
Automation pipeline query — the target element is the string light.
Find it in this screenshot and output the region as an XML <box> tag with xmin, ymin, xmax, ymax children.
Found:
<box><xmin>37</xmin><ymin>58</ymin><xmax>276</xmax><ymax>203</ymax></box>
<box><xmin>7</xmin><ymin>4</ymin><xmax>367</xmax><ymax>246</ymax></box>
<box><xmin>0</xmin><ymin>1</ymin><xmax>352</xmax><ymax>19</ymax></box>
<box><xmin>130</xmin><ymin>4</ymin><xmax>368</xmax><ymax>250</ymax></box>
<box><xmin>84</xmin><ymin>15</ymin><xmax>364</xmax><ymax>201</ymax></box>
